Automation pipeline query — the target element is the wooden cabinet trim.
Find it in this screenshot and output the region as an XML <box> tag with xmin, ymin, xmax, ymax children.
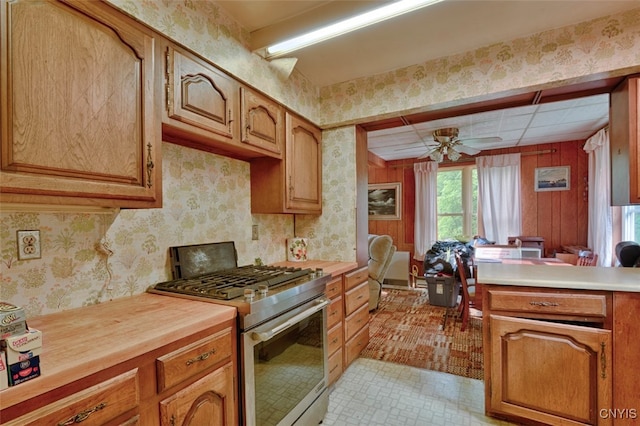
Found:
<box><xmin>156</xmin><ymin>327</ymin><xmax>233</xmax><ymax>392</ymax></box>
<box><xmin>344</xmin><ymin>281</ymin><xmax>369</xmax><ymax>317</ymax></box>
<box><xmin>344</xmin><ymin>303</ymin><xmax>369</xmax><ymax>342</ymax></box>
<box><xmin>487</xmin><ymin>289</ymin><xmax>609</xmax><ymax>319</ymax></box>
<box><xmin>325</xmin><ymin>276</ymin><xmax>343</xmax><ymax>300</ymax></box>
<box><xmin>345</xmin><ymin>266</ymin><xmax>368</xmax><ymax>291</ymax></box>
<box><xmin>4</xmin><ymin>369</ymin><xmax>140</xmax><ymax>426</ymax></box>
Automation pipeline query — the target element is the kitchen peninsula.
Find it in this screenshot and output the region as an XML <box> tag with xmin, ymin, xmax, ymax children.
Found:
<box><xmin>477</xmin><ymin>264</ymin><xmax>639</xmax><ymax>426</ymax></box>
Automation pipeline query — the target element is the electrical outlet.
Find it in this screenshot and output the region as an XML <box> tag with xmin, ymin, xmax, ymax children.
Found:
<box><xmin>252</xmin><ymin>225</ymin><xmax>259</xmax><ymax>240</ymax></box>
<box><xmin>17</xmin><ymin>230</ymin><xmax>41</xmax><ymax>260</ymax></box>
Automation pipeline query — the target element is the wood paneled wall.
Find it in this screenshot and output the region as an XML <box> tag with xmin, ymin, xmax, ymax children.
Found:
<box><xmin>368</xmin><ymin>141</ymin><xmax>590</xmax><ymax>269</ymax></box>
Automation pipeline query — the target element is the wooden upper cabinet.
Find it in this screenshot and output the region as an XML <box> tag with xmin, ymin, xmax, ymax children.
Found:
<box><xmin>161</xmin><ymin>43</ymin><xmax>282</xmax><ymax>161</ymax></box>
<box><xmin>286</xmin><ymin>113</ymin><xmax>322</xmax><ymax>212</ymax></box>
<box><xmin>610</xmin><ymin>75</ymin><xmax>640</xmax><ymax>205</ymax></box>
<box><xmin>0</xmin><ymin>0</ymin><xmax>161</xmax><ymax>208</ymax></box>
<box><xmin>240</xmin><ymin>87</ymin><xmax>283</xmax><ymax>157</ymax></box>
<box><xmin>163</xmin><ymin>44</ymin><xmax>238</xmax><ymax>142</ymax></box>
<box><xmin>250</xmin><ymin>112</ymin><xmax>322</xmax><ymax>214</ymax></box>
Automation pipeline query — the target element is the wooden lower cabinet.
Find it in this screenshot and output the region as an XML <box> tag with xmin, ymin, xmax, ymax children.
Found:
<box><xmin>488</xmin><ymin>315</ymin><xmax>612</xmax><ymax>425</ymax></box>
<box><xmin>3</xmin><ymin>369</ymin><xmax>140</xmax><ymax>426</ymax></box>
<box><xmin>325</xmin><ymin>276</ymin><xmax>344</xmax><ymax>386</ymax></box>
<box><xmin>342</xmin><ymin>267</ymin><xmax>370</xmax><ymax>370</ymax></box>
<box><xmin>159</xmin><ymin>362</ymin><xmax>235</xmax><ymax>426</ymax></box>
<box><xmin>0</xmin><ymin>321</ymin><xmax>237</xmax><ymax>426</ymax></box>
<box><xmin>324</xmin><ymin>266</ymin><xmax>370</xmax><ymax>385</ymax></box>
<box><xmin>483</xmin><ymin>285</ymin><xmax>617</xmax><ymax>426</ymax></box>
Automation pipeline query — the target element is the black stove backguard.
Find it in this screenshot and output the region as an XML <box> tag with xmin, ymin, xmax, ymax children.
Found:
<box><xmin>170</xmin><ymin>241</ymin><xmax>238</xmax><ymax>279</ymax></box>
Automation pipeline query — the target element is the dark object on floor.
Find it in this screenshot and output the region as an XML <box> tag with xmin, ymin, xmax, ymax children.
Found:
<box><xmin>615</xmin><ymin>241</ymin><xmax>640</xmax><ymax>267</ymax></box>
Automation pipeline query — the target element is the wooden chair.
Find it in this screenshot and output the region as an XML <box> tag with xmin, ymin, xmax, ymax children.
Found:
<box><xmin>577</xmin><ymin>252</ymin><xmax>598</xmax><ymax>266</ymax></box>
<box><xmin>454</xmin><ymin>253</ymin><xmax>476</xmax><ymax>332</ymax></box>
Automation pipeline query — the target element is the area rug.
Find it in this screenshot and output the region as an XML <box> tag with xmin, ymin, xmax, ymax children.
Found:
<box><xmin>360</xmin><ymin>287</ymin><xmax>484</xmax><ymax>380</ymax></box>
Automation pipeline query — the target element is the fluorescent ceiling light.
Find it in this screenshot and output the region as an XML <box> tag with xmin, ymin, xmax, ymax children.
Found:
<box><xmin>265</xmin><ymin>0</ymin><xmax>444</xmax><ymax>58</ymax></box>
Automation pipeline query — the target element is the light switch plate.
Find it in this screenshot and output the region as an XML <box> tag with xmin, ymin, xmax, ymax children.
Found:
<box><xmin>17</xmin><ymin>230</ymin><xmax>41</xmax><ymax>260</ymax></box>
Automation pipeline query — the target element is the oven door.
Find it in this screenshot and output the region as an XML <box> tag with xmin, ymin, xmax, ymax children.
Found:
<box><xmin>242</xmin><ymin>296</ymin><xmax>329</xmax><ymax>426</ymax></box>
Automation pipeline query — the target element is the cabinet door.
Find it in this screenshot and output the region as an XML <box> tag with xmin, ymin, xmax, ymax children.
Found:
<box><xmin>488</xmin><ymin>315</ymin><xmax>612</xmax><ymax>426</ymax></box>
<box><xmin>285</xmin><ymin>112</ymin><xmax>322</xmax><ymax>213</ymax></box>
<box><xmin>240</xmin><ymin>87</ymin><xmax>283</xmax><ymax>157</ymax></box>
<box><xmin>165</xmin><ymin>46</ymin><xmax>237</xmax><ymax>141</ymax></box>
<box><xmin>0</xmin><ymin>0</ymin><xmax>160</xmax><ymax>208</ymax></box>
<box><xmin>159</xmin><ymin>362</ymin><xmax>235</xmax><ymax>426</ymax></box>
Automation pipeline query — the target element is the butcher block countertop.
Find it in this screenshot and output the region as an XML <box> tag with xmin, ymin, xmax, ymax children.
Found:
<box><xmin>478</xmin><ymin>263</ymin><xmax>640</xmax><ymax>292</ymax></box>
<box><xmin>274</xmin><ymin>259</ymin><xmax>359</xmax><ymax>277</ymax></box>
<box><xmin>0</xmin><ymin>293</ymin><xmax>236</xmax><ymax>411</ymax></box>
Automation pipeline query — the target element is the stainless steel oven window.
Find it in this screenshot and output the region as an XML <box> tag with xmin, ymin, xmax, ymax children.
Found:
<box><xmin>242</xmin><ymin>297</ymin><xmax>329</xmax><ymax>426</ymax></box>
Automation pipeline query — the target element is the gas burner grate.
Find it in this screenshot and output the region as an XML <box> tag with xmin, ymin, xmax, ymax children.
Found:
<box><xmin>153</xmin><ymin>265</ymin><xmax>311</xmax><ymax>300</ymax></box>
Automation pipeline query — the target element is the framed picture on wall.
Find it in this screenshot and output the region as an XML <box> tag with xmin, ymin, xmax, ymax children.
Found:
<box><xmin>368</xmin><ymin>182</ymin><xmax>402</xmax><ymax>220</ymax></box>
<box><xmin>534</xmin><ymin>166</ymin><xmax>571</xmax><ymax>192</ymax></box>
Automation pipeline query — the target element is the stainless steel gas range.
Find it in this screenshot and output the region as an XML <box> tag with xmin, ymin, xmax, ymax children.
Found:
<box><xmin>149</xmin><ymin>242</ymin><xmax>331</xmax><ymax>426</ymax></box>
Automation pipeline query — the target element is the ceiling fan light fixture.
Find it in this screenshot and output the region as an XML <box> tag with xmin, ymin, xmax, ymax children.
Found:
<box><xmin>265</xmin><ymin>0</ymin><xmax>444</xmax><ymax>58</ymax></box>
<box><xmin>448</xmin><ymin>148</ymin><xmax>461</xmax><ymax>161</ymax></box>
<box><xmin>429</xmin><ymin>150</ymin><xmax>443</xmax><ymax>163</ymax></box>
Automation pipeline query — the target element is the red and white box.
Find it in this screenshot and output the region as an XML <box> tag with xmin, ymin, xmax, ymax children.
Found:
<box><xmin>0</xmin><ymin>351</ymin><xmax>8</xmax><ymax>390</ymax></box>
<box><xmin>3</xmin><ymin>328</ymin><xmax>42</xmax><ymax>386</ymax></box>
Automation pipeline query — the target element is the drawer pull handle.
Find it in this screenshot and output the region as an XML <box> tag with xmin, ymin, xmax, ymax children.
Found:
<box><xmin>58</xmin><ymin>403</ymin><xmax>107</xmax><ymax>425</ymax></box>
<box><xmin>529</xmin><ymin>301</ymin><xmax>559</xmax><ymax>307</ymax></box>
<box><xmin>186</xmin><ymin>349</ymin><xmax>216</xmax><ymax>366</ymax></box>
<box><xmin>332</xmin><ymin>337</ymin><xmax>339</xmax><ymax>344</ymax></box>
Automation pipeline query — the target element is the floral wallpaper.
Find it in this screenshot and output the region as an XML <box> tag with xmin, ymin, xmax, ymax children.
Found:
<box><xmin>2</xmin><ymin>1</ymin><xmax>639</xmax><ymax>317</ymax></box>
<box><xmin>1</xmin><ymin>144</ymin><xmax>294</xmax><ymax>316</ymax></box>
<box><xmin>319</xmin><ymin>8</ymin><xmax>640</xmax><ymax>127</ymax></box>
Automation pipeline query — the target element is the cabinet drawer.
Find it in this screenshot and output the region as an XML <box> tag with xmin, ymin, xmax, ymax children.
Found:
<box><xmin>345</xmin><ymin>281</ymin><xmax>369</xmax><ymax>316</ymax></box>
<box><xmin>328</xmin><ymin>348</ymin><xmax>343</xmax><ymax>386</ymax></box>
<box><xmin>5</xmin><ymin>369</ymin><xmax>139</xmax><ymax>426</ymax></box>
<box><xmin>156</xmin><ymin>327</ymin><xmax>233</xmax><ymax>392</ymax></box>
<box><xmin>345</xmin><ymin>266</ymin><xmax>368</xmax><ymax>291</ymax></box>
<box><xmin>488</xmin><ymin>290</ymin><xmax>608</xmax><ymax>318</ymax></box>
<box><xmin>327</xmin><ymin>322</ymin><xmax>343</xmax><ymax>356</ymax></box>
<box><xmin>345</xmin><ymin>323</ymin><xmax>369</xmax><ymax>367</ymax></box>
<box><xmin>327</xmin><ymin>296</ymin><xmax>343</xmax><ymax>329</ymax></box>
<box><xmin>325</xmin><ymin>276</ymin><xmax>343</xmax><ymax>300</ymax></box>
<box><xmin>344</xmin><ymin>303</ymin><xmax>369</xmax><ymax>342</ymax></box>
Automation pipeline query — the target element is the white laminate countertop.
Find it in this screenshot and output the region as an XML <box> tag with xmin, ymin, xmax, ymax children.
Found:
<box><xmin>477</xmin><ymin>263</ymin><xmax>640</xmax><ymax>292</ymax></box>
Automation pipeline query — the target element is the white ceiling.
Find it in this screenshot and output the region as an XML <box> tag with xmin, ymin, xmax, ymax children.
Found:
<box><xmin>367</xmin><ymin>94</ymin><xmax>610</xmax><ymax>160</ymax></box>
<box><xmin>216</xmin><ymin>0</ymin><xmax>639</xmax><ymax>160</ymax></box>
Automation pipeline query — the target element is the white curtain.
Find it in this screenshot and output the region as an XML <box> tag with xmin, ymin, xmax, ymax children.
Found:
<box><xmin>414</xmin><ymin>161</ymin><xmax>438</xmax><ymax>261</ymax></box>
<box><xmin>476</xmin><ymin>153</ymin><xmax>522</xmax><ymax>244</ymax></box>
<box><xmin>583</xmin><ymin>128</ymin><xmax>612</xmax><ymax>266</ymax></box>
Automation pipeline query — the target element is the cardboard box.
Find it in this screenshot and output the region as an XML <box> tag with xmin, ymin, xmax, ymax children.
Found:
<box><xmin>0</xmin><ymin>351</ymin><xmax>8</xmax><ymax>390</ymax></box>
<box><xmin>3</xmin><ymin>328</ymin><xmax>42</xmax><ymax>386</ymax></box>
<box><xmin>0</xmin><ymin>302</ymin><xmax>27</xmax><ymax>338</ymax></box>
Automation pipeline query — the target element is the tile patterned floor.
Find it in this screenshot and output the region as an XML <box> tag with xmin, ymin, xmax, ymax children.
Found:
<box><xmin>324</xmin><ymin>358</ymin><xmax>516</xmax><ymax>426</ymax></box>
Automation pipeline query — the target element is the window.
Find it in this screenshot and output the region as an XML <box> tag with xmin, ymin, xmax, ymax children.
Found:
<box><xmin>437</xmin><ymin>165</ymin><xmax>477</xmax><ymax>240</ymax></box>
<box><xmin>622</xmin><ymin>205</ymin><xmax>640</xmax><ymax>243</ymax></box>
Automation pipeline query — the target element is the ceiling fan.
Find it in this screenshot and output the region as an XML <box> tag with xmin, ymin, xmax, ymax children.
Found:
<box><xmin>417</xmin><ymin>127</ymin><xmax>502</xmax><ymax>162</ymax></box>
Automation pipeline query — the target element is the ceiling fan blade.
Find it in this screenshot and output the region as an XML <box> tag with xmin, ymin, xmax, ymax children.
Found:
<box><xmin>417</xmin><ymin>151</ymin><xmax>433</xmax><ymax>160</ymax></box>
<box><xmin>456</xmin><ymin>144</ymin><xmax>481</xmax><ymax>155</ymax></box>
<box><xmin>458</xmin><ymin>136</ymin><xmax>502</xmax><ymax>145</ymax></box>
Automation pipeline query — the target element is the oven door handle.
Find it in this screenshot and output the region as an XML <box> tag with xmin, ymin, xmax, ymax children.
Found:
<box><xmin>251</xmin><ymin>297</ymin><xmax>329</xmax><ymax>342</ymax></box>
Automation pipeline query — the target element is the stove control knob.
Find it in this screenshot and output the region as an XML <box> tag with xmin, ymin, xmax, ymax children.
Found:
<box><xmin>244</xmin><ymin>289</ymin><xmax>255</xmax><ymax>301</ymax></box>
<box><xmin>258</xmin><ymin>285</ymin><xmax>268</xmax><ymax>296</ymax></box>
